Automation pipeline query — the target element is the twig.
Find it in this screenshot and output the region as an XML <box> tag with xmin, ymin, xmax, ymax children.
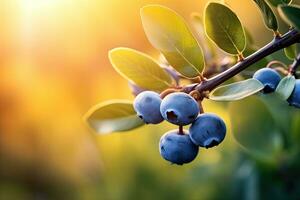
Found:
<box><xmin>289</xmin><ymin>53</ymin><xmax>300</xmax><ymax>78</ymax></box>
<box><xmin>182</xmin><ymin>29</ymin><xmax>300</xmax><ymax>94</ymax></box>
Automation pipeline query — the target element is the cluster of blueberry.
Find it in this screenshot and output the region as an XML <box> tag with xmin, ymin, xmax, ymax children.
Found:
<box><xmin>132</xmin><ymin>66</ymin><xmax>300</xmax><ymax>165</ymax></box>
<box><xmin>253</xmin><ymin>67</ymin><xmax>300</xmax><ymax>107</ymax></box>
<box><xmin>134</xmin><ymin>91</ymin><xmax>226</xmax><ymax>165</ymax></box>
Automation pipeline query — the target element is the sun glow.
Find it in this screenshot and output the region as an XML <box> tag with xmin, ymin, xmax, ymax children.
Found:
<box><xmin>20</xmin><ymin>0</ymin><xmax>63</xmax><ymax>10</ymax></box>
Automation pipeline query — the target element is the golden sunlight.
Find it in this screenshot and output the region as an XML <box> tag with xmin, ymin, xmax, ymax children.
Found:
<box><xmin>20</xmin><ymin>0</ymin><xmax>63</xmax><ymax>10</ymax></box>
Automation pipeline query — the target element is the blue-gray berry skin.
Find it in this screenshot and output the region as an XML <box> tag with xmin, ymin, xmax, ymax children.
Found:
<box><xmin>288</xmin><ymin>79</ymin><xmax>300</xmax><ymax>108</ymax></box>
<box><xmin>160</xmin><ymin>92</ymin><xmax>199</xmax><ymax>126</ymax></box>
<box><xmin>159</xmin><ymin>130</ymin><xmax>199</xmax><ymax>165</ymax></box>
<box><xmin>189</xmin><ymin>113</ymin><xmax>226</xmax><ymax>148</ymax></box>
<box><xmin>253</xmin><ymin>68</ymin><xmax>281</xmax><ymax>93</ymax></box>
<box><xmin>133</xmin><ymin>91</ymin><xmax>164</xmax><ymax>124</ymax></box>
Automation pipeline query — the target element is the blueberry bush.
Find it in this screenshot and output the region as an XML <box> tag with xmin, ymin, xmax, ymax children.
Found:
<box><xmin>85</xmin><ymin>1</ymin><xmax>300</xmax><ymax>198</ymax></box>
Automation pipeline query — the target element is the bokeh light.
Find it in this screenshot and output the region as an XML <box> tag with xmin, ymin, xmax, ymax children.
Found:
<box><xmin>0</xmin><ymin>0</ymin><xmax>298</xmax><ymax>199</ymax></box>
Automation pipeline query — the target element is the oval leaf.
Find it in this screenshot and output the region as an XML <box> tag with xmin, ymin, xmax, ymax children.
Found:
<box><xmin>258</xmin><ymin>93</ymin><xmax>294</xmax><ymax>137</ymax></box>
<box><xmin>244</xmin><ymin>28</ymin><xmax>255</xmax><ymax>46</ymax></box>
<box><xmin>275</xmin><ymin>75</ymin><xmax>296</xmax><ymax>100</ymax></box>
<box><xmin>278</xmin><ymin>4</ymin><xmax>300</xmax><ymax>30</ymax></box>
<box><xmin>84</xmin><ymin>100</ymin><xmax>144</xmax><ymax>134</ymax></box>
<box><xmin>229</xmin><ymin>96</ymin><xmax>282</xmax><ymax>161</ymax></box>
<box><xmin>204</xmin><ymin>2</ymin><xmax>246</xmax><ymax>55</ymax></box>
<box><xmin>253</xmin><ymin>0</ymin><xmax>279</xmax><ymax>31</ymax></box>
<box><xmin>267</xmin><ymin>0</ymin><xmax>292</xmax><ymax>6</ymax></box>
<box><xmin>284</xmin><ymin>44</ymin><xmax>297</xmax><ymax>60</ymax></box>
<box><xmin>191</xmin><ymin>12</ymin><xmax>217</xmax><ymax>60</ymax></box>
<box><xmin>210</xmin><ymin>79</ymin><xmax>264</xmax><ymax>101</ymax></box>
<box><xmin>140</xmin><ymin>5</ymin><xmax>205</xmax><ymax>78</ymax></box>
<box><xmin>109</xmin><ymin>48</ymin><xmax>172</xmax><ymax>92</ymax></box>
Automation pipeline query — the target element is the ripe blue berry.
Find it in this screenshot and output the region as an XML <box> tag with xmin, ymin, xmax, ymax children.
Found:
<box><xmin>133</xmin><ymin>91</ymin><xmax>164</xmax><ymax>124</ymax></box>
<box><xmin>160</xmin><ymin>92</ymin><xmax>199</xmax><ymax>126</ymax></box>
<box><xmin>189</xmin><ymin>113</ymin><xmax>226</xmax><ymax>148</ymax></box>
<box><xmin>288</xmin><ymin>79</ymin><xmax>300</xmax><ymax>108</ymax></box>
<box><xmin>159</xmin><ymin>129</ymin><xmax>199</xmax><ymax>165</ymax></box>
<box><xmin>253</xmin><ymin>68</ymin><xmax>281</xmax><ymax>93</ymax></box>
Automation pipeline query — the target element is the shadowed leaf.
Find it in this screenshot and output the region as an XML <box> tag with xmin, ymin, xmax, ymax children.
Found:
<box><xmin>204</xmin><ymin>2</ymin><xmax>246</xmax><ymax>55</ymax></box>
<box><xmin>229</xmin><ymin>96</ymin><xmax>282</xmax><ymax>161</ymax></box>
<box><xmin>84</xmin><ymin>100</ymin><xmax>144</xmax><ymax>134</ymax></box>
<box><xmin>284</xmin><ymin>44</ymin><xmax>297</xmax><ymax>60</ymax></box>
<box><xmin>279</xmin><ymin>4</ymin><xmax>300</xmax><ymax>30</ymax></box>
<box><xmin>253</xmin><ymin>0</ymin><xmax>278</xmax><ymax>31</ymax></box>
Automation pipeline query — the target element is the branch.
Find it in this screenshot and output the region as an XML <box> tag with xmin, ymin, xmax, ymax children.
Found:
<box><xmin>289</xmin><ymin>53</ymin><xmax>300</xmax><ymax>78</ymax></box>
<box><xmin>182</xmin><ymin>29</ymin><xmax>300</xmax><ymax>94</ymax></box>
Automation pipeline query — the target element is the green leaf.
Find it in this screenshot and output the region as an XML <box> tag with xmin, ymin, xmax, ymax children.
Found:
<box><xmin>251</xmin><ymin>94</ymin><xmax>300</xmax><ymax>151</ymax></box>
<box><xmin>267</xmin><ymin>0</ymin><xmax>292</xmax><ymax>6</ymax></box>
<box><xmin>284</xmin><ymin>44</ymin><xmax>297</xmax><ymax>60</ymax></box>
<box><xmin>258</xmin><ymin>94</ymin><xmax>294</xmax><ymax>138</ymax></box>
<box><xmin>204</xmin><ymin>2</ymin><xmax>246</xmax><ymax>55</ymax></box>
<box><xmin>275</xmin><ymin>75</ymin><xmax>296</xmax><ymax>100</ymax></box>
<box><xmin>210</xmin><ymin>79</ymin><xmax>264</xmax><ymax>101</ymax></box>
<box><xmin>244</xmin><ymin>28</ymin><xmax>255</xmax><ymax>46</ymax></box>
<box><xmin>229</xmin><ymin>96</ymin><xmax>282</xmax><ymax>161</ymax></box>
<box><xmin>291</xmin><ymin>110</ymin><xmax>300</xmax><ymax>144</ymax></box>
<box><xmin>109</xmin><ymin>48</ymin><xmax>172</xmax><ymax>92</ymax></box>
<box><xmin>190</xmin><ymin>12</ymin><xmax>217</xmax><ymax>60</ymax></box>
<box><xmin>84</xmin><ymin>100</ymin><xmax>144</xmax><ymax>134</ymax></box>
<box><xmin>278</xmin><ymin>5</ymin><xmax>300</xmax><ymax>30</ymax></box>
<box><xmin>253</xmin><ymin>0</ymin><xmax>279</xmax><ymax>31</ymax></box>
<box><xmin>140</xmin><ymin>5</ymin><xmax>205</xmax><ymax>78</ymax></box>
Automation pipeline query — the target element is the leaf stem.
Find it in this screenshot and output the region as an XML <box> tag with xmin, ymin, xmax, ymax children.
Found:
<box><xmin>198</xmin><ymin>101</ymin><xmax>204</xmax><ymax>114</ymax></box>
<box><xmin>289</xmin><ymin>53</ymin><xmax>300</xmax><ymax>78</ymax></box>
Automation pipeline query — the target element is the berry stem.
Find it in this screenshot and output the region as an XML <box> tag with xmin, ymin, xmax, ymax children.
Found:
<box><xmin>289</xmin><ymin>53</ymin><xmax>300</xmax><ymax>78</ymax></box>
<box><xmin>273</xmin><ymin>67</ymin><xmax>289</xmax><ymax>76</ymax></box>
<box><xmin>198</xmin><ymin>101</ymin><xmax>204</xmax><ymax>114</ymax></box>
<box><xmin>181</xmin><ymin>29</ymin><xmax>300</xmax><ymax>94</ymax></box>
<box><xmin>178</xmin><ymin>126</ymin><xmax>184</xmax><ymax>135</ymax></box>
<box><xmin>266</xmin><ymin>60</ymin><xmax>288</xmax><ymax>69</ymax></box>
<box><xmin>160</xmin><ymin>88</ymin><xmax>180</xmax><ymax>99</ymax></box>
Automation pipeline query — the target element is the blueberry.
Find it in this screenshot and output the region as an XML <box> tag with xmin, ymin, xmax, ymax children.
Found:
<box><xmin>253</xmin><ymin>68</ymin><xmax>281</xmax><ymax>93</ymax></box>
<box><xmin>133</xmin><ymin>91</ymin><xmax>164</xmax><ymax>124</ymax></box>
<box><xmin>288</xmin><ymin>79</ymin><xmax>300</xmax><ymax>108</ymax></box>
<box><xmin>160</xmin><ymin>92</ymin><xmax>199</xmax><ymax>126</ymax></box>
<box><xmin>159</xmin><ymin>129</ymin><xmax>199</xmax><ymax>165</ymax></box>
<box><xmin>189</xmin><ymin>113</ymin><xmax>226</xmax><ymax>148</ymax></box>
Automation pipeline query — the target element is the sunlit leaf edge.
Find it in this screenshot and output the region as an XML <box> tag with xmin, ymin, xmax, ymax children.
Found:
<box><xmin>83</xmin><ymin>100</ymin><xmax>145</xmax><ymax>135</ymax></box>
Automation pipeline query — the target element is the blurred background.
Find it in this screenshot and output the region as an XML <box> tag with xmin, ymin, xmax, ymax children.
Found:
<box><xmin>0</xmin><ymin>0</ymin><xmax>299</xmax><ymax>199</ymax></box>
